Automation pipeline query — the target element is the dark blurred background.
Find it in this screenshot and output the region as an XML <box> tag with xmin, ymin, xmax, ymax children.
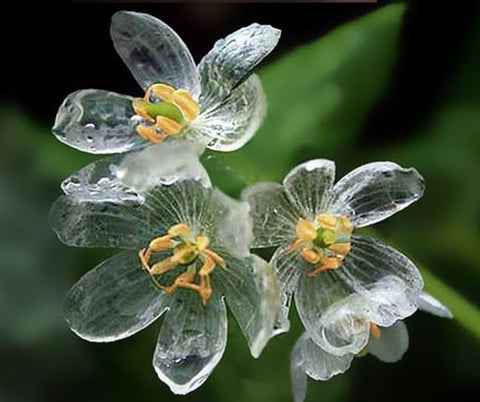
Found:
<box><xmin>1</xmin><ymin>1</ymin><xmax>479</xmax><ymax>401</ymax></box>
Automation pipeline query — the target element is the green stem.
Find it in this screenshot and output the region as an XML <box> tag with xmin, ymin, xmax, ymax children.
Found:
<box><xmin>420</xmin><ymin>267</ymin><xmax>480</xmax><ymax>340</ymax></box>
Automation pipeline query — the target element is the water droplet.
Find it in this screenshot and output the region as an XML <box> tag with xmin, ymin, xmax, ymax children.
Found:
<box><xmin>84</xmin><ymin>123</ymin><xmax>95</xmax><ymax>129</ymax></box>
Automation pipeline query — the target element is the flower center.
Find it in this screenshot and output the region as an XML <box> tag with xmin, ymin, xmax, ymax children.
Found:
<box><xmin>132</xmin><ymin>83</ymin><xmax>200</xmax><ymax>144</ymax></box>
<box><xmin>288</xmin><ymin>213</ymin><xmax>353</xmax><ymax>277</ymax></box>
<box><xmin>138</xmin><ymin>223</ymin><xmax>225</xmax><ymax>305</ymax></box>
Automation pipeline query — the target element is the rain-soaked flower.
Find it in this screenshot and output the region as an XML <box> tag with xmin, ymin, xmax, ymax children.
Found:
<box><xmin>290</xmin><ymin>292</ymin><xmax>452</xmax><ymax>402</ymax></box>
<box><xmin>242</xmin><ymin>159</ymin><xmax>425</xmax><ymax>356</ymax></box>
<box><xmin>53</xmin><ymin>11</ymin><xmax>280</xmax><ymax>155</ymax></box>
<box><xmin>50</xmin><ymin>149</ymin><xmax>280</xmax><ymax>394</ymax></box>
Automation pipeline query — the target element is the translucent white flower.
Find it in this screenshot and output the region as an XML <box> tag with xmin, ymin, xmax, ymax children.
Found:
<box><xmin>242</xmin><ymin>159</ymin><xmax>425</xmax><ymax>355</ymax></box>
<box><xmin>290</xmin><ymin>292</ymin><xmax>452</xmax><ymax>402</ymax></box>
<box><xmin>53</xmin><ymin>11</ymin><xmax>280</xmax><ymax>155</ymax></box>
<box><xmin>50</xmin><ymin>154</ymin><xmax>280</xmax><ymax>394</ymax></box>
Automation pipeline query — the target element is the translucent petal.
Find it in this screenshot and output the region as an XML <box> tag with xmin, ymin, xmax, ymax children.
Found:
<box><xmin>116</xmin><ymin>139</ymin><xmax>210</xmax><ymax>192</ymax></box>
<box><xmin>290</xmin><ymin>333</ymin><xmax>353</xmax><ymax>402</ymax></box>
<box><xmin>192</xmin><ymin>74</ymin><xmax>266</xmax><ymax>152</ymax></box>
<box><xmin>50</xmin><ymin>194</ymin><xmax>150</xmax><ymax>249</ymax></box>
<box><xmin>417</xmin><ymin>292</ymin><xmax>453</xmax><ymax>318</ymax></box>
<box><xmin>283</xmin><ymin>159</ymin><xmax>336</xmax><ymax>221</ymax></box>
<box><xmin>327</xmin><ymin>162</ymin><xmax>425</xmax><ymax>227</ymax></box>
<box><xmin>63</xmin><ymin>251</ymin><xmax>167</xmax><ymax>342</ymax></box>
<box><xmin>241</xmin><ymin>182</ymin><xmax>297</xmax><ymax>248</ymax></box>
<box><xmin>295</xmin><ymin>235</ymin><xmax>423</xmax><ymax>355</ymax></box>
<box><xmin>153</xmin><ymin>291</ymin><xmax>227</xmax><ymax>394</ymax></box>
<box><xmin>53</xmin><ymin>89</ymin><xmax>145</xmax><ymax>154</ymax></box>
<box><xmin>213</xmin><ymin>253</ymin><xmax>279</xmax><ymax>358</ymax></box>
<box><xmin>270</xmin><ymin>245</ymin><xmax>310</xmax><ymax>335</ymax></box>
<box><xmin>368</xmin><ymin>321</ymin><xmax>409</xmax><ymax>363</ymax></box>
<box><xmin>110</xmin><ymin>11</ymin><xmax>200</xmax><ymax>96</ymax></box>
<box><xmin>198</xmin><ymin>23</ymin><xmax>280</xmax><ymax>109</ymax></box>
<box><xmin>209</xmin><ymin>189</ymin><xmax>252</xmax><ymax>257</ymax></box>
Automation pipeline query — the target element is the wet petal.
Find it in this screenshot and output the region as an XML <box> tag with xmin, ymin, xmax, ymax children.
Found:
<box><xmin>198</xmin><ymin>23</ymin><xmax>280</xmax><ymax>109</ymax></box>
<box><xmin>63</xmin><ymin>251</ymin><xmax>167</xmax><ymax>342</ymax></box>
<box><xmin>214</xmin><ymin>253</ymin><xmax>279</xmax><ymax>358</ymax></box>
<box><xmin>295</xmin><ymin>235</ymin><xmax>422</xmax><ymax>355</ymax></box>
<box><xmin>111</xmin><ymin>11</ymin><xmax>200</xmax><ymax>95</ymax></box>
<box><xmin>53</xmin><ymin>89</ymin><xmax>145</xmax><ymax>154</ymax></box>
<box><xmin>327</xmin><ymin>162</ymin><xmax>425</xmax><ymax>227</ymax></box>
<box><xmin>241</xmin><ymin>182</ymin><xmax>297</xmax><ymax>248</ymax></box>
<box><xmin>50</xmin><ymin>194</ymin><xmax>150</xmax><ymax>249</ymax></box>
<box><xmin>291</xmin><ymin>332</ymin><xmax>353</xmax><ymax>402</ymax></box>
<box><xmin>368</xmin><ymin>321</ymin><xmax>409</xmax><ymax>363</ymax></box>
<box><xmin>270</xmin><ymin>245</ymin><xmax>310</xmax><ymax>335</ymax></box>
<box><xmin>417</xmin><ymin>292</ymin><xmax>453</xmax><ymax>318</ymax></box>
<box><xmin>192</xmin><ymin>74</ymin><xmax>266</xmax><ymax>152</ymax></box>
<box><xmin>283</xmin><ymin>159</ymin><xmax>336</xmax><ymax>220</ymax></box>
<box><xmin>153</xmin><ymin>291</ymin><xmax>227</xmax><ymax>394</ymax></box>
<box><xmin>209</xmin><ymin>189</ymin><xmax>253</xmax><ymax>257</ymax></box>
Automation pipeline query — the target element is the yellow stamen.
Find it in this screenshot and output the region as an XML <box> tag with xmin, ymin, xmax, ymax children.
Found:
<box><xmin>173</xmin><ymin>89</ymin><xmax>200</xmax><ymax>121</ymax></box>
<box><xmin>148</xmin><ymin>83</ymin><xmax>175</xmax><ymax>103</ymax></box>
<box><xmin>300</xmin><ymin>249</ymin><xmax>321</xmax><ymax>264</ymax></box>
<box><xmin>135</xmin><ymin>125</ymin><xmax>167</xmax><ymax>143</ymax></box>
<box><xmin>307</xmin><ymin>256</ymin><xmax>340</xmax><ymax>277</ymax></box>
<box><xmin>318</xmin><ymin>213</ymin><xmax>338</xmax><ymax>229</ymax></box>
<box><xmin>139</xmin><ymin>223</ymin><xmax>225</xmax><ymax>304</ymax></box>
<box><xmin>369</xmin><ymin>322</ymin><xmax>382</xmax><ymax>339</ymax></box>
<box><xmin>296</xmin><ymin>218</ymin><xmax>317</xmax><ymax>241</ymax></box>
<box><xmin>328</xmin><ymin>242</ymin><xmax>351</xmax><ymax>255</ymax></box>
<box><xmin>155</xmin><ymin>116</ymin><xmax>182</xmax><ymax>135</ymax></box>
<box><xmin>132</xmin><ymin>99</ymin><xmax>155</xmax><ymax>123</ymax></box>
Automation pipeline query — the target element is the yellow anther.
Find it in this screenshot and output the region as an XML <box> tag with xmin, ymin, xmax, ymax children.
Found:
<box><xmin>132</xmin><ymin>98</ymin><xmax>155</xmax><ymax>123</ymax></box>
<box><xmin>168</xmin><ymin>223</ymin><xmax>191</xmax><ymax>237</ymax></box>
<box><xmin>173</xmin><ymin>89</ymin><xmax>200</xmax><ymax>121</ymax></box>
<box><xmin>296</xmin><ymin>218</ymin><xmax>317</xmax><ymax>241</ymax></box>
<box><xmin>369</xmin><ymin>322</ymin><xmax>382</xmax><ymax>339</ymax></box>
<box><xmin>136</xmin><ymin>125</ymin><xmax>167</xmax><ymax>144</ymax></box>
<box><xmin>307</xmin><ymin>256</ymin><xmax>340</xmax><ymax>277</ymax></box>
<box><xmin>155</xmin><ymin>116</ymin><xmax>182</xmax><ymax>135</ymax></box>
<box><xmin>149</xmin><ymin>235</ymin><xmax>175</xmax><ymax>253</ymax></box>
<box><xmin>139</xmin><ymin>223</ymin><xmax>224</xmax><ymax>305</ymax></box>
<box><xmin>338</xmin><ymin>215</ymin><xmax>354</xmax><ymax>233</ymax></box>
<box><xmin>148</xmin><ymin>83</ymin><xmax>175</xmax><ymax>102</ymax></box>
<box><xmin>300</xmin><ymin>249</ymin><xmax>321</xmax><ymax>264</ymax></box>
<box><xmin>318</xmin><ymin>214</ymin><xmax>338</xmax><ymax>229</ymax></box>
<box><xmin>196</xmin><ymin>235</ymin><xmax>210</xmax><ymax>251</ymax></box>
<box><xmin>328</xmin><ymin>242</ymin><xmax>351</xmax><ymax>255</ymax></box>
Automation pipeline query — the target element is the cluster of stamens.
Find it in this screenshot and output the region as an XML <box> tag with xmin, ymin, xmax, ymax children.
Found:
<box><xmin>132</xmin><ymin>83</ymin><xmax>200</xmax><ymax>144</ymax></box>
<box><xmin>288</xmin><ymin>213</ymin><xmax>353</xmax><ymax>277</ymax></box>
<box><xmin>138</xmin><ymin>223</ymin><xmax>225</xmax><ymax>305</ymax></box>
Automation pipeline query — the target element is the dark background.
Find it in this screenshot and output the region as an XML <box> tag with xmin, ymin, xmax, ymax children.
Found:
<box><xmin>1</xmin><ymin>2</ymin><xmax>479</xmax><ymax>402</ymax></box>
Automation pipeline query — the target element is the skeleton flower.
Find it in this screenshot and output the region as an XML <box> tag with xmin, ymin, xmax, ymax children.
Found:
<box><xmin>50</xmin><ymin>148</ymin><xmax>280</xmax><ymax>394</ymax></box>
<box><xmin>290</xmin><ymin>292</ymin><xmax>452</xmax><ymax>402</ymax></box>
<box><xmin>53</xmin><ymin>11</ymin><xmax>280</xmax><ymax>155</ymax></box>
<box><xmin>242</xmin><ymin>159</ymin><xmax>425</xmax><ymax>356</ymax></box>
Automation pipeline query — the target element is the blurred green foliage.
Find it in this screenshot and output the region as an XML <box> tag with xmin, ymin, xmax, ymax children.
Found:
<box><xmin>1</xmin><ymin>3</ymin><xmax>479</xmax><ymax>402</ymax></box>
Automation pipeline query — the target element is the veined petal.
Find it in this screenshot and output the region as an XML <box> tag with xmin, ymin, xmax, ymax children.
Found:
<box><xmin>192</xmin><ymin>74</ymin><xmax>266</xmax><ymax>152</ymax></box>
<box><xmin>111</xmin><ymin>11</ymin><xmax>200</xmax><ymax>96</ymax></box>
<box><xmin>270</xmin><ymin>245</ymin><xmax>310</xmax><ymax>335</ymax></box>
<box><xmin>368</xmin><ymin>321</ymin><xmax>409</xmax><ymax>363</ymax></box>
<box><xmin>327</xmin><ymin>162</ymin><xmax>424</xmax><ymax>228</ymax></box>
<box><xmin>417</xmin><ymin>292</ymin><xmax>453</xmax><ymax>318</ymax></box>
<box><xmin>283</xmin><ymin>159</ymin><xmax>336</xmax><ymax>221</ymax></box>
<box><xmin>53</xmin><ymin>89</ymin><xmax>145</xmax><ymax>154</ymax></box>
<box><xmin>50</xmin><ymin>195</ymin><xmax>150</xmax><ymax>249</ymax></box>
<box><xmin>241</xmin><ymin>182</ymin><xmax>297</xmax><ymax>248</ymax></box>
<box><xmin>214</xmin><ymin>253</ymin><xmax>280</xmax><ymax>358</ymax></box>
<box><xmin>153</xmin><ymin>291</ymin><xmax>227</xmax><ymax>394</ymax></box>
<box><xmin>295</xmin><ymin>235</ymin><xmax>422</xmax><ymax>355</ymax></box>
<box><xmin>63</xmin><ymin>251</ymin><xmax>168</xmax><ymax>342</ymax></box>
<box><xmin>209</xmin><ymin>189</ymin><xmax>252</xmax><ymax>257</ymax></box>
<box><xmin>198</xmin><ymin>23</ymin><xmax>280</xmax><ymax>109</ymax></box>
